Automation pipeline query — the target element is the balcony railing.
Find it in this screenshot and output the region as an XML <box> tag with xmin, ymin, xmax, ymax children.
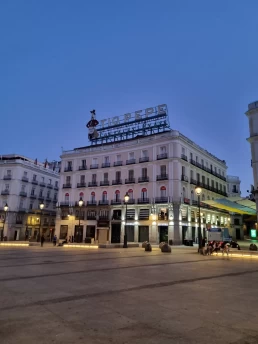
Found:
<box><xmin>100</xmin><ymin>180</ymin><xmax>110</xmax><ymax>186</ymax></box>
<box><xmin>64</xmin><ymin>167</ymin><xmax>73</xmax><ymax>172</ymax></box>
<box><xmin>87</xmin><ymin>215</ymin><xmax>96</xmax><ymax>220</ymax></box>
<box><xmin>18</xmin><ymin>207</ymin><xmax>26</xmax><ymax>212</ymax></box>
<box><xmin>181</xmin><ymin>154</ymin><xmax>188</xmax><ymax>161</ymax></box>
<box><xmin>127</xmin><ymin>199</ymin><xmax>135</xmax><ymax>204</ymax></box>
<box><xmin>60</xmin><ymin>202</ymin><xmax>71</xmax><ymax>207</ymax></box>
<box><xmin>138</xmin><ymin>176</ymin><xmax>149</xmax><ymax>183</ymax></box>
<box><xmin>125</xmin><ymin>178</ymin><xmax>135</xmax><ymax>184</ymax></box>
<box><xmin>77</xmin><ymin>183</ymin><xmax>86</xmax><ymax>188</ymax></box>
<box><xmin>156</xmin><ymin>174</ymin><xmax>168</xmax><ymax>181</ymax></box>
<box><xmin>19</xmin><ymin>191</ymin><xmax>27</xmax><ymax>197</ymax></box>
<box><xmin>155</xmin><ymin>197</ymin><xmax>168</xmax><ymax>203</ymax></box>
<box><xmin>157</xmin><ymin>153</ymin><xmax>168</xmax><ymax>160</ymax></box>
<box><xmin>46</xmin><ymin>197</ymin><xmax>52</xmax><ymax>202</ymax></box>
<box><xmin>47</xmin><ymin>184</ymin><xmax>53</xmax><ymax>189</ymax></box>
<box><xmin>189</xmin><ymin>159</ymin><xmax>227</xmax><ymax>182</ymax></box>
<box><xmin>31</xmin><ymin>180</ymin><xmax>38</xmax><ymax>185</ymax></box>
<box><xmin>192</xmin><ymin>200</ymin><xmax>198</xmax><ymax>206</ymax></box>
<box><xmin>63</xmin><ymin>183</ymin><xmax>71</xmax><ymax>188</ymax></box>
<box><xmin>99</xmin><ymin>215</ymin><xmax>109</xmax><ymax>220</ymax></box>
<box><xmin>90</xmin><ymin>164</ymin><xmax>98</xmax><ymax>169</ymax></box>
<box><xmin>126</xmin><ymin>159</ymin><xmax>136</xmax><ymax>165</ymax></box>
<box><xmin>102</xmin><ymin>163</ymin><xmax>110</xmax><ymax>168</ymax></box>
<box><xmin>138</xmin><ymin>198</ymin><xmax>149</xmax><ymax>204</ymax></box>
<box><xmin>54</xmin><ymin>185</ymin><xmax>59</xmax><ymax>190</ymax></box>
<box><xmin>99</xmin><ymin>200</ymin><xmax>109</xmax><ymax>205</ymax></box>
<box><xmin>30</xmin><ymin>194</ymin><xmax>37</xmax><ymax>199</ymax></box>
<box><xmin>38</xmin><ymin>195</ymin><xmax>44</xmax><ymax>201</ymax></box>
<box><xmin>3</xmin><ymin>175</ymin><xmax>12</xmax><ymax>180</ymax></box>
<box><xmin>181</xmin><ymin>175</ymin><xmax>188</xmax><ymax>182</ymax></box>
<box><xmin>87</xmin><ymin>201</ymin><xmax>97</xmax><ymax>206</ymax></box>
<box><xmin>22</xmin><ymin>177</ymin><xmax>29</xmax><ymax>182</ymax></box>
<box><xmin>79</xmin><ymin>165</ymin><xmax>87</xmax><ymax>170</ymax></box>
<box><xmin>114</xmin><ymin>161</ymin><xmax>123</xmax><ymax>167</ymax></box>
<box><xmin>88</xmin><ymin>182</ymin><xmax>98</xmax><ymax>187</ymax></box>
<box><xmin>139</xmin><ymin>157</ymin><xmax>149</xmax><ymax>163</ymax></box>
<box><xmin>112</xmin><ymin>179</ymin><xmax>122</xmax><ymax>185</ymax></box>
<box><xmin>1</xmin><ymin>190</ymin><xmax>9</xmax><ymax>195</ymax></box>
<box><xmin>111</xmin><ymin>199</ymin><xmax>121</xmax><ymax>205</ymax></box>
<box><xmin>39</xmin><ymin>182</ymin><xmax>46</xmax><ymax>187</ymax></box>
<box><xmin>190</xmin><ymin>178</ymin><xmax>197</xmax><ymax>185</ymax></box>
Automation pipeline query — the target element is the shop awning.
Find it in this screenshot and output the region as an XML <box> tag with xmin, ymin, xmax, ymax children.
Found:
<box><xmin>202</xmin><ymin>197</ymin><xmax>256</xmax><ymax>215</ymax></box>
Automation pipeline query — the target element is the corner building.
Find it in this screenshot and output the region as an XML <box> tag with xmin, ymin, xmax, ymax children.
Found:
<box><xmin>56</xmin><ymin>130</ymin><xmax>235</xmax><ymax>244</ymax></box>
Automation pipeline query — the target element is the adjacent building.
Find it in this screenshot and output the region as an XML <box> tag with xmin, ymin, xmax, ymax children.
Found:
<box><xmin>226</xmin><ymin>175</ymin><xmax>241</xmax><ymax>197</ymax></box>
<box><xmin>0</xmin><ymin>155</ymin><xmax>60</xmax><ymax>240</ymax></box>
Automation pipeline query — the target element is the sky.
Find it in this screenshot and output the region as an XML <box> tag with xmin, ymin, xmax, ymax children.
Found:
<box><xmin>0</xmin><ymin>0</ymin><xmax>257</xmax><ymax>196</ymax></box>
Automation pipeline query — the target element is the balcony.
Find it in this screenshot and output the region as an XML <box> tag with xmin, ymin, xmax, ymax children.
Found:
<box><xmin>138</xmin><ymin>176</ymin><xmax>149</xmax><ymax>183</ymax></box>
<box><xmin>157</xmin><ymin>153</ymin><xmax>168</xmax><ymax>160</ymax></box>
<box><xmin>90</xmin><ymin>164</ymin><xmax>98</xmax><ymax>169</ymax></box>
<box><xmin>38</xmin><ymin>195</ymin><xmax>44</xmax><ymax>201</ymax></box>
<box><xmin>125</xmin><ymin>178</ymin><xmax>135</xmax><ymax>184</ymax></box>
<box><xmin>232</xmin><ymin>189</ymin><xmax>238</xmax><ymax>193</ymax></box>
<box><xmin>77</xmin><ymin>183</ymin><xmax>86</xmax><ymax>188</ymax></box>
<box><xmin>139</xmin><ymin>157</ymin><xmax>149</xmax><ymax>163</ymax></box>
<box><xmin>60</xmin><ymin>202</ymin><xmax>71</xmax><ymax>207</ymax></box>
<box><xmin>19</xmin><ymin>191</ymin><xmax>27</xmax><ymax>197</ymax></box>
<box><xmin>100</xmin><ymin>180</ymin><xmax>110</xmax><ymax>186</ymax></box>
<box><xmin>192</xmin><ymin>200</ymin><xmax>198</xmax><ymax>206</ymax></box>
<box><xmin>18</xmin><ymin>207</ymin><xmax>26</xmax><ymax>212</ymax></box>
<box><xmin>181</xmin><ymin>175</ymin><xmax>188</xmax><ymax>182</ymax></box>
<box><xmin>155</xmin><ymin>197</ymin><xmax>168</xmax><ymax>203</ymax></box>
<box><xmin>138</xmin><ymin>198</ymin><xmax>150</xmax><ymax>204</ymax></box>
<box><xmin>114</xmin><ymin>161</ymin><xmax>123</xmax><ymax>167</ymax></box>
<box><xmin>47</xmin><ymin>184</ymin><xmax>53</xmax><ymax>189</ymax></box>
<box><xmin>22</xmin><ymin>176</ymin><xmax>29</xmax><ymax>182</ymax></box>
<box><xmin>111</xmin><ymin>199</ymin><xmax>122</xmax><ymax>205</ymax></box>
<box><xmin>46</xmin><ymin>197</ymin><xmax>52</xmax><ymax>202</ymax></box>
<box><xmin>189</xmin><ymin>159</ymin><xmax>227</xmax><ymax>182</ymax></box>
<box><xmin>54</xmin><ymin>185</ymin><xmax>59</xmax><ymax>190</ymax></box>
<box><xmin>102</xmin><ymin>163</ymin><xmax>110</xmax><ymax>168</ymax></box>
<box><xmin>99</xmin><ymin>200</ymin><xmax>109</xmax><ymax>205</ymax></box>
<box><xmin>127</xmin><ymin>199</ymin><xmax>135</xmax><ymax>204</ymax></box>
<box><xmin>39</xmin><ymin>182</ymin><xmax>46</xmax><ymax>187</ymax></box>
<box><xmin>88</xmin><ymin>182</ymin><xmax>98</xmax><ymax>187</ymax></box>
<box><xmin>126</xmin><ymin>159</ymin><xmax>136</xmax><ymax>165</ymax></box>
<box><xmin>63</xmin><ymin>183</ymin><xmax>71</xmax><ymax>188</ymax></box>
<box><xmin>30</xmin><ymin>194</ymin><xmax>37</xmax><ymax>199</ymax></box>
<box><xmin>1</xmin><ymin>190</ymin><xmax>9</xmax><ymax>195</ymax></box>
<box><xmin>31</xmin><ymin>180</ymin><xmax>38</xmax><ymax>185</ymax></box>
<box><xmin>3</xmin><ymin>175</ymin><xmax>12</xmax><ymax>180</ymax></box>
<box><xmin>78</xmin><ymin>165</ymin><xmax>87</xmax><ymax>171</ymax></box>
<box><xmin>181</xmin><ymin>154</ymin><xmax>188</xmax><ymax>161</ymax></box>
<box><xmin>112</xmin><ymin>179</ymin><xmax>122</xmax><ymax>185</ymax></box>
<box><xmin>156</xmin><ymin>174</ymin><xmax>168</xmax><ymax>181</ymax></box>
<box><xmin>87</xmin><ymin>215</ymin><xmax>96</xmax><ymax>220</ymax></box>
<box><xmin>64</xmin><ymin>167</ymin><xmax>73</xmax><ymax>172</ymax></box>
<box><xmin>190</xmin><ymin>178</ymin><xmax>197</xmax><ymax>185</ymax></box>
<box><xmin>99</xmin><ymin>215</ymin><xmax>109</xmax><ymax>220</ymax></box>
<box><xmin>87</xmin><ymin>201</ymin><xmax>97</xmax><ymax>206</ymax></box>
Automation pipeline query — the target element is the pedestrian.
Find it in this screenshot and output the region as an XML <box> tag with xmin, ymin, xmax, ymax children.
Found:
<box><xmin>53</xmin><ymin>235</ymin><xmax>57</xmax><ymax>246</ymax></box>
<box><xmin>222</xmin><ymin>242</ymin><xmax>230</xmax><ymax>256</ymax></box>
<box><xmin>40</xmin><ymin>234</ymin><xmax>45</xmax><ymax>247</ymax></box>
<box><xmin>201</xmin><ymin>237</ymin><xmax>206</xmax><ymax>255</ymax></box>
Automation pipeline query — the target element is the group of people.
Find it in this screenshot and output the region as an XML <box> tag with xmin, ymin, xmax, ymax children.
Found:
<box><xmin>201</xmin><ymin>238</ymin><xmax>230</xmax><ymax>256</ymax></box>
<box><xmin>40</xmin><ymin>234</ymin><xmax>58</xmax><ymax>247</ymax></box>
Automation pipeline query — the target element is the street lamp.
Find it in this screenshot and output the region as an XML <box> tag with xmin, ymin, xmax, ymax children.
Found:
<box><xmin>195</xmin><ymin>186</ymin><xmax>202</xmax><ymax>253</ymax></box>
<box><xmin>123</xmin><ymin>192</ymin><xmax>130</xmax><ymax>248</ymax></box>
<box><xmin>38</xmin><ymin>201</ymin><xmax>44</xmax><ymax>242</ymax></box>
<box><xmin>1</xmin><ymin>203</ymin><xmax>8</xmax><ymax>241</ymax></box>
<box><xmin>78</xmin><ymin>197</ymin><xmax>83</xmax><ymax>227</ymax></box>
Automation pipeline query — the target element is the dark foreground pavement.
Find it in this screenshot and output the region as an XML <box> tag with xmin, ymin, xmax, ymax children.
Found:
<box><xmin>0</xmin><ymin>246</ymin><xmax>258</xmax><ymax>344</ymax></box>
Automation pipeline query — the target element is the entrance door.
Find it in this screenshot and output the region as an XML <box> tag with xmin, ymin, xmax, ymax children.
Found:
<box><xmin>74</xmin><ymin>226</ymin><xmax>83</xmax><ymax>243</ymax></box>
<box><xmin>159</xmin><ymin>226</ymin><xmax>168</xmax><ymax>243</ymax></box>
<box><xmin>139</xmin><ymin>226</ymin><xmax>149</xmax><ymax>242</ymax></box>
<box><xmin>236</xmin><ymin>228</ymin><xmax>241</xmax><ymax>240</ymax></box>
<box><xmin>182</xmin><ymin>226</ymin><xmax>187</xmax><ymax>244</ymax></box>
<box><xmin>98</xmin><ymin>229</ymin><xmax>108</xmax><ymax>243</ymax></box>
<box><xmin>111</xmin><ymin>224</ymin><xmax>121</xmax><ymax>243</ymax></box>
<box><xmin>126</xmin><ymin>225</ymin><xmax>134</xmax><ymax>242</ymax></box>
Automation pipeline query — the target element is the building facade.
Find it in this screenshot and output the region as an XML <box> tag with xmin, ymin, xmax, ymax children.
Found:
<box><xmin>55</xmin><ymin>130</ymin><xmax>242</xmax><ymax>244</ymax></box>
<box><xmin>226</xmin><ymin>175</ymin><xmax>241</xmax><ymax>197</ymax></box>
<box><xmin>0</xmin><ymin>155</ymin><xmax>60</xmax><ymax>241</ymax></box>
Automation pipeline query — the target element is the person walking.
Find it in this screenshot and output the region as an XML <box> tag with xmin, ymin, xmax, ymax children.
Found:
<box><xmin>40</xmin><ymin>234</ymin><xmax>45</xmax><ymax>247</ymax></box>
<box><xmin>201</xmin><ymin>237</ymin><xmax>206</xmax><ymax>255</ymax></box>
<box><xmin>53</xmin><ymin>235</ymin><xmax>57</xmax><ymax>246</ymax></box>
<box><xmin>222</xmin><ymin>242</ymin><xmax>230</xmax><ymax>256</ymax></box>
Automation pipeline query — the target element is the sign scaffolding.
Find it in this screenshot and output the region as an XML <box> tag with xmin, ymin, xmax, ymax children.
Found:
<box><xmin>86</xmin><ymin>104</ymin><xmax>170</xmax><ymax>145</ymax></box>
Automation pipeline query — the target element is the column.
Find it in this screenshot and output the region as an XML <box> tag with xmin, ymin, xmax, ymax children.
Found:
<box><xmin>172</xmin><ymin>202</ymin><xmax>181</xmax><ymax>244</ymax></box>
<box><xmin>134</xmin><ymin>224</ymin><xmax>139</xmax><ymax>243</ymax></box>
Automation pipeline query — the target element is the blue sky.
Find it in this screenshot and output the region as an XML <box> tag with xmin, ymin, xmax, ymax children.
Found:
<box><xmin>0</xmin><ymin>0</ymin><xmax>257</xmax><ymax>195</ymax></box>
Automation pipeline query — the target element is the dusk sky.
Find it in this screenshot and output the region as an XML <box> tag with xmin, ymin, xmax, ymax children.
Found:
<box><xmin>1</xmin><ymin>0</ymin><xmax>257</xmax><ymax>196</ymax></box>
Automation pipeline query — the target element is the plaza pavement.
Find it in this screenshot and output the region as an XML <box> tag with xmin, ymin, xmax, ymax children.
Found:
<box><xmin>0</xmin><ymin>245</ymin><xmax>258</xmax><ymax>344</ymax></box>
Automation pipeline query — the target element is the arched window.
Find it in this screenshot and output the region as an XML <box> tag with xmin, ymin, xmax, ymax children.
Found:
<box><xmin>182</xmin><ymin>187</ymin><xmax>186</xmax><ymax>199</ymax></box>
<box><xmin>115</xmin><ymin>190</ymin><xmax>120</xmax><ymax>202</ymax></box>
<box><xmin>65</xmin><ymin>193</ymin><xmax>69</xmax><ymax>203</ymax></box>
<box><xmin>141</xmin><ymin>188</ymin><xmax>147</xmax><ymax>199</ymax></box>
<box><xmin>102</xmin><ymin>190</ymin><xmax>107</xmax><ymax>201</ymax></box>
<box><xmin>128</xmin><ymin>189</ymin><xmax>133</xmax><ymax>200</ymax></box>
<box><xmin>91</xmin><ymin>191</ymin><xmax>95</xmax><ymax>202</ymax></box>
<box><xmin>160</xmin><ymin>186</ymin><xmax>166</xmax><ymax>198</ymax></box>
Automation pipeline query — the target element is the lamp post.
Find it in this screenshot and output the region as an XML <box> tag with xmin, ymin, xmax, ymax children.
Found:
<box><xmin>78</xmin><ymin>197</ymin><xmax>84</xmax><ymax>227</ymax></box>
<box><xmin>1</xmin><ymin>203</ymin><xmax>9</xmax><ymax>241</ymax></box>
<box><xmin>39</xmin><ymin>201</ymin><xmax>45</xmax><ymax>241</ymax></box>
<box><xmin>195</xmin><ymin>186</ymin><xmax>202</xmax><ymax>252</ymax></box>
<box><xmin>123</xmin><ymin>192</ymin><xmax>130</xmax><ymax>248</ymax></box>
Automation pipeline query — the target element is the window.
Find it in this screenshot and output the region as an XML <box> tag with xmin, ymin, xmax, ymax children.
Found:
<box><xmin>216</xmin><ymin>182</ymin><xmax>218</xmax><ymax>189</ymax></box>
<box><xmin>220</xmin><ymin>184</ymin><xmax>222</xmax><ymax>191</ymax></box>
<box><xmin>24</xmin><ymin>171</ymin><xmax>28</xmax><ymax>176</ymax></box>
<box><xmin>21</xmin><ymin>184</ymin><xmax>26</xmax><ymax>192</ymax></box>
<box><xmin>19</xmin><ymin>200</ymin><xmax>24</xmax><ymax>209</ymax></box>
<box><xmin>41</xmin><ymin>177</ymin><xmax>45</xmax><ymax>182</ymax></box>
<box><xmin>104</xmin><ymin>156</ymin><xmax>109</xmax><ymax>163</ymax></box>
<box><xmin>5</xmin><ymin>184</ymin><xmax>9</xmax><ymax>190</ymax></box>
<box><xmin>29</xmin><ymin>203</ymin><xmax>33</xmax><ymax>210</ymax></box>
<box><xmin>182</xmin><ymin>187</ymin><xmax>186</xmax><ymax>199</ymax></box>
<box><xmin>92</xmin><ymin>158</ymin><xmax>98</xmax><ymax>165</ymax></box>
<box><xmin>182</xmin><ymin>147</ymin><xmax>185</xmax><ymax>155</ymax></box>
<box><xmin>197</xmin><ymin>173</ymin><xmax>200</xmax><ymax>182</ymax></box>
<box><xmin>160</xmin><ymin>165</ymin><xmax>166</xmax><ymax>175</ymax></box>
<box><xmin>207</xmin><ymin>178</ymin><xmax>209</xmax><ymax>186</ymax></box>
<box><xmin>160</xmin><ymin>146</ymin><xmax>166</xmax><ymax>154</ymax></box>
<box><xmin>39</xmin><ymin>189</ymin><xmax>43</xmax><ymax>197</ymax></box>
<box><xmin>142</xmin><ymin>168</ymin><xmax>147</xmax><ymax>178</ymax></box>
<box><xmin>142</xmin><ymin>150</ymin><xmax>148</xmax><ymax>157</ymax></box>
<box><xmin>33</xmin><ymin>174</ymin><xmax>37</xmax><ymax>181</ymax></box>
<box><xmin>191</xmin><ymin>190</ymin><xmax>194</xmax><ymax>201</ymax></box>
<box><xmin>202</xmin><ymin>194</ymin><xmax>205</xmax><ymax>201</ymax></box>
<box><xmin>102</xmin><ymin>191</ymin><xmax>107</xmax><ymax>201</ymax></box>
<box><xmin>160</xmin><ymin>186</ymin><xmax>166</xmax><ymax>197</ymax></box>
<box><xmin>31</xmin><ymin>188</ymin><xmax>35</xmax><ymax>195</ymax></box>
<box><xmin>201</xmin><ymin>159</ymin><xmax>204</xmax><ymax>167</ymax></box>
<box><xmin>211</xmin><ymin>180</ymin><xmax>214</xmax><ymax>187</ymax></box>
<box><xmin>116</xmin><ymin>171</ymin><xmax>121</xmax><ymax>180</ymax></box>
<box><xmin>116</xmin><ymin>155</ymin><xmax>121</xmax><ymax>162</ymax></box>
<box><xmin>141</xmin><ymin>188</ymin><xmax>147</xmax><ymax>199</ymax></box>
<box><xmin>233</xmin><ymin>185</ymin><xmax>237</xmax><ymax>192</ymax></box>
<box><xmin>128</xmin><ymin>189</ymin><xmax>133</xmax><ymax>199</ymax></box>
<box><xmin>66</xmin><ymin>176</ymin><xmax>71</xmax><ymax>183</ymax></box>
<box><xmin>215</xmin><ymin>167</ymin><xmax>217</xmax><ymax>173</ymax></box>
<box><xmin>196</xmin><ymin>156</ymin><xmax>198</xmax><ymax>163</ymax></box>
<box><xmin>182</xmin><ymin>166</ymin><xmax>185</xmax><ymax>175</ymax></box>
<box><xmin>115</xmin><ymin>190</ymin><xmax>120</xmax><ymax>202</ymax></box>
<box><xmin>49</xmin><ymin>179</ymin><xmax>52</xmax><ymax>185</ymax></box>
<box><xmin>190</xmin><ymin>170</ymin><xmax>193</xmax><ymax>179</ymax></box>
<box><xmin>91</xmin><ymin>191</ymin><xmax>95</xmax><ymax>202</ymax></box>
<box><xmin>104</xmin><ymin>172</ymin><xmax>108</xmax><ymax>181</ymax></box>
<box><xmin>218</xmin><ymin>169</ymin><xmax>221</xmax><ymax>175</ymax></box>
<box><xmin>129</xmin><ymin>170</ymin><xmax>134</xmax><ymax>179</ymax></box>
<box><xmin>92</xmin><ymin>174</ymin><xmax>97</xmax><ymax>182</ymax></box>
<box><xmin>54</xmin><ymin>193</ymin><xmax>57</xmax><ymax>201</ymax></box>
<box><xmin>82</xmin><ymin>159</ymin><xmax>86</xmax><ymax>167</ymax></box>
<box><xmin>222</xmin><ymin>171</ymin><xmax>224</xmax><ymax>177</ymax></box>
<box><xmin>47</xmin><ymin>191</ymin><xmax>50</xmax><ymax>198</ymax></box>
<box><xmin>202</xmin><ymin>176</ymin><xmax>205</xmax><ymax>184</ymax></box>
<box><xmin>129</xmin><ymin>152</ymin><xmax>134</xmax><ymax>159</ymax></box>
<box><xmin>55</xmin><ymin>181</ymin><xmax>58</xmax><ymax>187</ymax></box>
<box><xmin>190</xmin><ymin>153</ymin><xmax>193</xmax><ymax>160</ymax></box>
<box><xmin>210</xmin><ymin>164</ymin><xmax>213</xmax><ymax>172</ymax></box>
<box><xmin>223</xmin><ymin>185</ymin><xmax>226</xmax><ymax>193</ymax></box>
<box><xmin>68</xmin><ymin>161</ymin><xmax>72</xmax><ymax>169</ymax></box>
<box><xmin>65</xmin><ymin>193</ymin><xmax>69</xmax><ymax>202</ymax></box>
<box><xmin>80</xmin><ymin>175</ymin><xmax>85</xmax><ymax>183</ymax></box>
<box><xmin>7</xmin><ymin>170</ymin><xmax>11</xmax><ymax>176</ymax></box>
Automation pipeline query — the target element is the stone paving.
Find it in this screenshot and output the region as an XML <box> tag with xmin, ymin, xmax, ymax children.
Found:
<box><xmin>0</xmin><ymin>246</ymin><xmax>258</xmax><ymax>344</ymax></box>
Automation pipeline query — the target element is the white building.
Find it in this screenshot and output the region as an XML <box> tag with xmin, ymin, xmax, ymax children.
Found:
<box><xmin>0</xmin><ymin>155</ymin><xmax>60</xmax><ymax>241</ymax></box>
<box><xmin>56</xmin><ymin>129</ymin><xmax>242</xmax><ymax>244</ymax></box>
<box><xmin>226</xmin><ymin>175</ymin><xmax>241</xmax><ymax>197</ymax></box>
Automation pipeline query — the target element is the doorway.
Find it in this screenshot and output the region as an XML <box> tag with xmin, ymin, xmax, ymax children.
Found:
<box><xmin>74</xmin><ymin>225</ymin><xmax>83</xmax><ymax>243</ymax></box>
<box><xmin>126</xmin><ymin>225</ymin><xmax>134</xmax><ymax>242</ymax></box>
<box><xmin>111</xmin><ymin>224</ymin><xmax>121</xmax><ymax>243</ymax></box>
<box><xmin>236</xmin><ymin>228</ymin><xmax>241</xmax><ymax>240</ymax></box>
<box><xmin>182</xmin><ymin>226</ymin><xmax>187</xmax><ymax>244</ymax></box>
<box><xmin>138</xmin><ymin>226</ymin><xmax>149</xmax><ymax>242</ymax></box>
<box><xmin>14</xmin><ymin>230</ymin><xmax>18</xmax><ymax>241</ymax></box>
<box><xmin>159</xmin><ymin>226</ymin><xmax>168</xmax><ymax>243</ymax></box>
